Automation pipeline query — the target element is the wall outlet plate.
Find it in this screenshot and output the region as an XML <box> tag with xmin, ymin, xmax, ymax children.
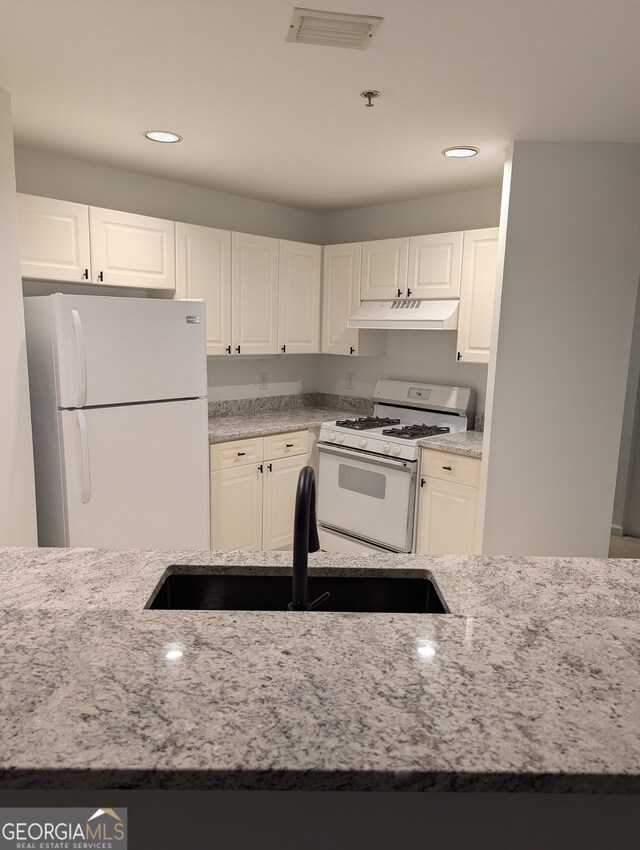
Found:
<box><xmin>258</xmin><ymin>372</ymin><xmax>268</xmax><ymax>391</ymax></box>
<box><xmin>346</xmin><ymin>372</ymin><xmax>356</xmax><ymax>390</ymax></box>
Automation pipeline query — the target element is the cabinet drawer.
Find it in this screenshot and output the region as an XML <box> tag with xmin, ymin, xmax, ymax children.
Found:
<box><xmin>421</xmin><ymin>449</ymin><xmax>481</xmax><ymax>487</ymax></box>
<box><xmin>210</xmin><ymin>437</ymin><xmax>264</xmax><ymax>470</ymax></box>
<box><xmin>264</xmin><ymin>430</ymin><xmax>309</xmax><ymax>460</ymax></box>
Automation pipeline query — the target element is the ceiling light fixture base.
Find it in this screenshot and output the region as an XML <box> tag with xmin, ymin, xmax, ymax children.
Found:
<box><xmin>360</xmin><ymin>90</ymin><xmax>381</xmax><ymax>107</ymax></box>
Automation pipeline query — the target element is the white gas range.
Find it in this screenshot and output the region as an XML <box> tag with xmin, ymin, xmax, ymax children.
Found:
<box><xmin>317</xmin><ymin>380</ymin><xmax>475</xmax><ymax>554</ymax></box>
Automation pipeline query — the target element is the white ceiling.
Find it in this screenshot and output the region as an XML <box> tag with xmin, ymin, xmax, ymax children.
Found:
<box><xmin>1</xmin><ymin>0</ymin><xmax>638</xmax><ymax>212</ymax></box>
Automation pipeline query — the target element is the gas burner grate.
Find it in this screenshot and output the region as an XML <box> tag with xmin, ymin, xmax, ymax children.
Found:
<box><xmin>381</xmin><ymin>424</ymin><xmax>451</xmax><ymax>439</ymax></box>
<box><xmin>335</xmin><ymin>416</ymin><xmax>401</xmax><ymax>431</ymax></box>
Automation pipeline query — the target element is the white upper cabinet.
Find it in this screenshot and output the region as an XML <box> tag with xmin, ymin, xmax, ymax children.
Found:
<box><xmin>278</xmin><ymin>240</ymin><xmax>321</xmax><ymax>354</ymax></box>
<box><xmin>321</xmin><ymin>242</ymin><xmax>386</xmax><ymax>356</ymax></box>
<box><xmin>408</xmin><ymin>231</ymin><xmax>463</xmax><ymax>298</ymax></box>
<box><xmin>17</xmin><ymin>194</ymin><xmax>91</xmax><ymax>282</ymax></box>
<box><xmin>360</xmin><ymin>237</ymin><xmax>409</xmax><ymax>300</ymax></box>
<box><xmin>176</xmin><ymin>223</ymin><xmax>231</xmax><ymax>356</ymax></box>
<box><xmin>456</xmin><ymin>227</ymin><xmax>499</xmax><ymax>364</ymax></box>
<box><xmin>89</xmin><ymin>207</ymin><xmax>175</xmax><ymax>290</ymax></box>
<box><xmin>231</xmin><ymin>232</ymin><xmax>279</xmax><ymax>355</ymax></box>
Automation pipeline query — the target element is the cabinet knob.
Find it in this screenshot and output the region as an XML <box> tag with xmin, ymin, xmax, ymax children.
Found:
<box><xmin>97</xmin><ymin>271</ymin><xmax>104</xmax><ymax>282</ymax></box>
<box><xmin>420</xmin><ymin>478</ymin><xmax>426</xmax><ymax>488</ymax></box>
<box><xmin>281</xmin><ymin>345</ymin><xmax>286</xmax><ymax>353</ymax></box>
<box><xmin>397</xmin><ymin>288</ymin><xmax>402</xmax><ymax>298</ymax></box>
<box><xmin>285</xmin><ymin>443</ymin><xmax>294</xmax><ymax>448</ymax></box>
<box><xmin>226</xmin><ymin>345</ymin><xmax>231</xmax><ymax>354</ymax></box>
<box><xmin>82</xmin><ymin>268</ymin><xmax>89</xmax><ymax>280</ymax></box>
<box><xmin>267</xmin><ymin>463</ymin><xmax>273</xmax><ymax>472</ymax></box>
<box><xmin>350</xmin><ymin>346</ymin><xmax>355</xmax><ymax>355</ymax></box>
<box><xmin>442</xmin><ymin>465</ymin><xmax>452</xmax><ymax>471</ymax></box>
<box><xmin>235</xmin><ymin>345</ymin><xmax>241</xmax><ymax>354</ymax></box>
<box><xmin>457</xmin><ymin>351</ymin><xmax>462</xmax><ymax>361</ymax></box>
<box><xmin>407</xmin><ymin>288</ymin><xmax>412</xmax><ymax>297</ymax></box>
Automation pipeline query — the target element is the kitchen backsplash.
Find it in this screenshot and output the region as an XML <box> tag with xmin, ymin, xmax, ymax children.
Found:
<box><xmin>208</xmin><ymin>393</ymin><xmax>373</xmax><ymax>418</ymax></box>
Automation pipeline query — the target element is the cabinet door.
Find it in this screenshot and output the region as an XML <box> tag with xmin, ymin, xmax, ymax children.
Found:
<box><xmin>456</xmin><ymin>228</ymin><xmax>499</xmax><ymax>364</ymax></box>
<box><xmin>415</xmin><ymin>477</ymin><xmax>478</xmax><ymax>555</ymax></box>
<box><xmin>210</xmin><ymin>463</ymin><xmax>263</xmax><ymax>550</ymax></box>
<box><xmin>321</xmin><ymin>243</ymin><xmax>361</xmax><ymax>355</ymax></box>
<box><xmin>17</xmin><ymin>194</ymin><xmax>91</xmax><ymax>282</ymax></box>
<box><xmin>263</xmin><ymin>454</ymin><xmax>307</xmax><ymax>551</ymax></box>
<box><xmin>278</xmin><ymin>240</ymin><xmax>321</xmax><ymax>354</ymax></box>
<box><xmin>408</xmin><ymin>232</ymin><xmax>463</xmax><ymax>298</ymax></box>
<box><xmin>231</xmin><ymin>232</ymin><xmax>279</xmax><ymax>355</ymax></box>
<box><xmin>176</xmin><ymin>222</ymin><xmax>231</xmax><ymax>356</ymax></box>
<box><xmin>360</xmin><ymin>237</ymin><xmax>409</xmax><ymax>300</ymax></box>
<box><xmin>89</xmin><ymin>207</ymin><xmax>175</xmax><ymax>289</ymax></box>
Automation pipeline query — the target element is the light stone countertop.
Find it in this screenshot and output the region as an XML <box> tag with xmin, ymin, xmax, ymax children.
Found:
<box><xmin>0</xmin><ymin>547</ymin><xmax>639</xmax><ymax>792</ymax></box>
<box><xmin>208</xmin><ymin>406</ymin><xmax>484</xmax><ymax>457</ymax></box>
<box><xmin>418</xmin><ymin>430</ymin><xmax>484</xmax><ymax>458</ymax></box>
<box><xmin>208</xmin><ymin>407</ymin><xmax>364</xmax><ymax>443</ymax></box>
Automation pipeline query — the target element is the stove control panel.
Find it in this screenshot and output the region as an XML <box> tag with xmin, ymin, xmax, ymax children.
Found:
<box><xmin>319</xmin><ymin>425</ymin><xmax>422</xmax><ymax>462</ymax></box>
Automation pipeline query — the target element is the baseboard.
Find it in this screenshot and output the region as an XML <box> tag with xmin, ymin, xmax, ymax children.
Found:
<box><xmin>611</xmin><ymin>524</ymin><xmax>624</xmax><ymax>537</ymax></box>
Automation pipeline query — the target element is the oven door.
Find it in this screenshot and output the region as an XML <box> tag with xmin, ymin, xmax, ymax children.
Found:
<box><xmin>317</xmin><ymin>443</ymin><xmax>417</xmax><ymax>552</ymax></box>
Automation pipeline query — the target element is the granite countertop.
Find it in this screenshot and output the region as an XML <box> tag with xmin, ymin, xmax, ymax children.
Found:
<box><xmin>208</xmin><ymin>407</ymin><xmax>363</xmax><ymax>443</ymax></box>
<box><xmin>1</xmin><ymin>547</ymin><xmax>639</xmax><ymax>792</ymax></box>
<box><xmin>418</xmin><ymin>430</ymin><xmax>484</xmax><ymax>458</ymax></box>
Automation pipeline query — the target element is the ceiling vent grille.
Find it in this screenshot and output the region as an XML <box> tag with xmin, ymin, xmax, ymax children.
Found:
<box><xmin>286</xmin><ymin>7</ymin><xmax>382</xmax><ymax>50</ymax></box>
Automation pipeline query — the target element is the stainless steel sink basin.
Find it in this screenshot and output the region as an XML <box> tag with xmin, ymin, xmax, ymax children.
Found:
<box><xmin>147</xmin><ymin>572</ymin><xmax>447</xmax><ymax>613</ymax></box>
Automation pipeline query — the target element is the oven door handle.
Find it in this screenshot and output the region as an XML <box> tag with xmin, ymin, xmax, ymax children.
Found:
<box><xmin>318</xmin><ymin>442</ymin><xmax>415</xmax><ymax>472</ymax></box>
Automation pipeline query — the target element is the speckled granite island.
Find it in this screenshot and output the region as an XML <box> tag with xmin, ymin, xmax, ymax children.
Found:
<box><xmin>0</xmin><ymin>547</ymin><xmax>638</xmax><ymax>793</ymax></box>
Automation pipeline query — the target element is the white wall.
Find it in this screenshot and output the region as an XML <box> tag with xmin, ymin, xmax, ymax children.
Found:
<box><xmin>207</xmin><ymin>355</ymin><xmax>321</xmax><ymax>401</ymax></box>
<box><xmin>318</xmin><ymin>332</ymin><xmax>488</xmax><ymax>412</ymax></box>
<box><xmin>14</xmin><ymin>148</ymin><xmax>324</xmax><ymax>243</ymax></box>
<box><xmin>322</xmin><ymin>186</ymin><xmax>501</xmax><ymax>243</ymax></box>
<box><xmin>0</xmin><ymin>91</ymin><xmax>37</xmax><ymax>544</ymax></box>
<box><xmin>480</xmin><ymin>142</ymin><xmax>640</xmax><ymax>557</ymax></box>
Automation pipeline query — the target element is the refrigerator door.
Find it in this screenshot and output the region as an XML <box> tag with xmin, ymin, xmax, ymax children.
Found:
<box><xmin>59</xmin><ymin>398</ymin><xmax>210</xmax><ymax>549</ymax></box>
<box><xmin>50</xmin><ymin>294</ymin><xmax>207</xmax><ymax>408</ymax></box>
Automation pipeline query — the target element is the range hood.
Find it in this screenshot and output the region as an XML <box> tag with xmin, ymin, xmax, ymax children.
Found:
<box><xmin>348</xmin><ymin>298</ymin><xmax>459</xmax><ymax>330</ymax></box>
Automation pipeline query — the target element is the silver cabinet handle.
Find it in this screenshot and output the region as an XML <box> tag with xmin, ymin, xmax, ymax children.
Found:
<box><xmin>76</xmin><ymin>410</ymin><xmax>91</xmax><ymax>503</ymax></box>
<box><xmin>71</xmin><ymin>309</ymin><xmax>87</xmax><ymax>407</ymax></box>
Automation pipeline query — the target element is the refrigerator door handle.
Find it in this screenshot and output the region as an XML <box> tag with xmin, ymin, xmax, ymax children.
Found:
<box><xmin>71</xmin><ymin>309</ymin><xmax>88</xmax><ymax>407</ymax></box>
<box><xmin>76</xmin><ymin>410</ymin><xmax>91</xmax><ymax>503</ymax></box>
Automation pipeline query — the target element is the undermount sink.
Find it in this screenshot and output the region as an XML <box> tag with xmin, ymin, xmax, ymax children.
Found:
<box><xmin>147</xmin><ymin>571</ymin><xmax>447</xmax><ymax>614</ymax></box>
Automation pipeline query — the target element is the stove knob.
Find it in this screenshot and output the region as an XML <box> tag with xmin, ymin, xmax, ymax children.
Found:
<box><xmin>393</xmin><ymin>445</ymin><xmax>402</xmax><ymax>456</ymax></box>
<box><xmin>383</xmin><ymin>443</ymin><xmax>391</xmax><ymax>454</ymax></box>
<box><xmin>328</xmin><ymin>432</ymin><xmax>336</xmax><ymax>442</ymax></box>
<box><xmin>337</xmin><ymin>434</ymin><xmax>345</xmax><ymax>444</ymax></box>
<box><xmin>359</xmin><ymin>438</ymin><xmax>367</xmax><ymax>448</ymax></box>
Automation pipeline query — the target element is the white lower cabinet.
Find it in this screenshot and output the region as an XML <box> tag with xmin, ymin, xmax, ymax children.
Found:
<box><xmin>210</xmin><ymin>462</ymin><xmax>264</xmax><ymax>551</ymax></box>
<box><xmin>263</xmin><ymin>454</ymin><xmax>308</xmax><ymax>550</ymax></box>
<box><xmin>210</xmin><ymin>431</ymin><xmax>309</xmax><ymax>550</ymax></box>
<box><xmin>415</xmin><ymin>449</ymin><xmax>481</xmax><ymax>555</ymax></box>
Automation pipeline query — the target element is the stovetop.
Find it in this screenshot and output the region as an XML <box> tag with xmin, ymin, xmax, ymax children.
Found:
<box><xmin>382</xmin><ymin>424</ymin><xmax>451</xmax><ymax>440</ymax></box>
<box><xmin>335</xmin><ymin>416</ymin><xmax>401</xmax><ymax>431</ymax></box>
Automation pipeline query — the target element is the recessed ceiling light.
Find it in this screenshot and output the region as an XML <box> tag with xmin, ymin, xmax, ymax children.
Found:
<box><xmin>144</xmin><ymin>130</ymin><xmax>182</xmax><ymax>144</ymax></box>
<box><xmin>442</xmin><ymin>146</ymin><xmax>479</xmax><ymax>158</ymax></box>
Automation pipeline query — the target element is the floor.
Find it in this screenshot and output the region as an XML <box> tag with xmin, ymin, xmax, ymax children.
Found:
<box><xmin>608</xmin><ymin>534</ymin><xmax>640</xmax><ymax>558</ymax></box>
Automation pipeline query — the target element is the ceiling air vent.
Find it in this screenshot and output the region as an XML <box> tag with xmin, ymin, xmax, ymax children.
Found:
<box><xmin>286</xmin><ymin>7</ymin><xmax>382</xmax><ymax>50</ymax></box>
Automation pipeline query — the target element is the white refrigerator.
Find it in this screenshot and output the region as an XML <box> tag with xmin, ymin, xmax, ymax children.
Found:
<box><xmin>23</xmin><ymin>294</ymin><xmax>210</xmax><ymax>549</ymax></box>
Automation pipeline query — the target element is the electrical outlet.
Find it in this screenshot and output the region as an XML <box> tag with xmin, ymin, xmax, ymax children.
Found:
<box><xmin>258</xmin><ymin>372</ymin><xmax>268</xmax><ymax>391</ymax></box>
<box><xmin>346</xmin><ymin>372</ymin><xmax>356</xmax><ymax>391</ymax></box>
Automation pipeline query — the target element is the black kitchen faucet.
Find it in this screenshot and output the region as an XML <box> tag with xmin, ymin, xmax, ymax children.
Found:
<box><xmin>289</xmin><ymin>466</ymin><xmax>327</xmax><ymax>611</ymax></box>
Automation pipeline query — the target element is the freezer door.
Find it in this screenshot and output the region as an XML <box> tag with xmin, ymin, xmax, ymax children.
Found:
<box><xmin>59</xmin><ymin>399</ymin><xmax>210</xmax><ymax>549</ymax></box>
<box><xmin>51</xmin><ymin>294</ymin><xmax>206</xmax><ymax>407</ymax></box>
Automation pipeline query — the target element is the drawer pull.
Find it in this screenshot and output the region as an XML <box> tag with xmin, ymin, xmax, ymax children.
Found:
<box><xmin>237</xmin><ymin>452</ymin><xmax>246</xmax><ymax>457</ymax></box>
<box><xmin>442</xmin><ymin>465</ymin><xmax>452</xmax><ymax>471</ymax></box>
<box><xmin>286</xmin><ymin>443</ymin><xmax>294</xmax><ymax>448</ymax></box>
